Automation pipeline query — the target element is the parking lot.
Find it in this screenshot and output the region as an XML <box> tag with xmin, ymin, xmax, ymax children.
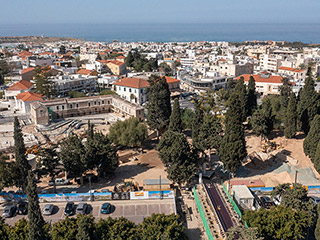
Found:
<box><xmin>0</xmin><ymin>199</ymin><xmax>176</xmax><ymax>225</ymax></box>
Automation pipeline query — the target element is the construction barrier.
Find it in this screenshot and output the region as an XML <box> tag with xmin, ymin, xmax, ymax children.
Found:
<box><xmin>193</xmin><ymin>187</ymin><xmax>215</xmax><ymax>240</ymax></box>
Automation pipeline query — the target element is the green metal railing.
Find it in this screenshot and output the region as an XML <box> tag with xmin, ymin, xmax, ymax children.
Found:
<box><xmin>193</xmin><ymin>187</ymin><xmax>215</xmax><ymax>240</ymax></box>
<box><xmin>222</xmin><ymin>183</ymin><xmax>249</xmax><ymax>228</ymax></box>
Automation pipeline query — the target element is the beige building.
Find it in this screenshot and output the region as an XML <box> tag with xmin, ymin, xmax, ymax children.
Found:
<box><xmin>106</xmin><ymin>60</ymin><xmax>126</xmax><ymax>75</ymax></box>
<box><xmin>30</xmin><ymin>95</ymin><xmax>144</xmax><ymax>126</ymax></box>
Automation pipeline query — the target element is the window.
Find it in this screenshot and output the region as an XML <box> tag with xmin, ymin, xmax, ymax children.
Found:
<box><xmin>70</xmin><ymin>104</ymin><xmax>72</xmax><ymax>109</ymax></box>
<box><xmin>88</xmin><ymin>102</ymin><xmax>91</xmax><ymax>107</ymax></box>
<box><xmin>94</xmin><ymin>101</ymin><xmax>96</xmax><ymax>105</ymax></box>
<box><xmin>129</xmin><ymin>88</ymin><xmax>131</xmax><ymax>92</ymax></box>
<box><xmin>62</xmin><ymin>105</ymin><xmax>64</xmax><ymax>110</ymax></box>
<box><xmin>124</xmin><ymin>87</ymin><xmax>126</xmax><ymax>92</ymax></box>
<box><xmin>76</xmin><ymin>104</ymin><xmax>79</xmax><ymax>108</ymax></box>
<box><xmin>102</xmin><ymin>101</ymin><xmax>104</xmax><ymax>104</ymax></box>
<box><xmin>57</xmin><ymin>106</ymin><xmax>59</xmax><ymax>110</ymax></box>
<box><xmin>107</xmin><ymin>100</ymin><xmax>110</xmax><ymax>104</ymax></box>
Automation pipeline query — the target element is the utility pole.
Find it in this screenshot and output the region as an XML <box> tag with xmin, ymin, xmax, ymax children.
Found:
<box><xmin>89</xmin><ymin>176</ymin><xmax>93</xmax><ymax>201</ymax></box>
<box><xmin>294</xmin><ymin>170</ymin><xmax>298</xmax><ymax>184</ymax></box>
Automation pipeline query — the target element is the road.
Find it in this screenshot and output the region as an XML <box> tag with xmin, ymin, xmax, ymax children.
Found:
<box><xmin>205</xmin><ymin>184</ymin><xmax>234</xmax><ymax>232</ymax></box>
<box><xmin>0</xmin><ymin>199</ymin><xmax>176</xmax><ymax>225</ymax></box>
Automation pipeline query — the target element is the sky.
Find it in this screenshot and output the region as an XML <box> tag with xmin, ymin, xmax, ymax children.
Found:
<box><xmin>1</xmin><ymin>0</ymin><xmax>320</xmax><ymax>25</ymax></box>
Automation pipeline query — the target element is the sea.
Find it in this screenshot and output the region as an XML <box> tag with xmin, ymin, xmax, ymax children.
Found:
<box><xmin>0</xmin><ymin>23</ymin><xmax>319</xmax><ymax>43</ymax></box>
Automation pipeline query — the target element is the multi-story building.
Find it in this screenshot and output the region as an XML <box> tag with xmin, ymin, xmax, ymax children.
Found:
<box><xmin>236</xmin><ymin>74</ymin><xmax>284</xmax><ymax>95</ymax></box>
<box><xmin>113</xmin><ymin>78</ymin><xmax>149</xmax><ymax>105</ymax></box>
<box><xmin>259</xmin><ymin>54</ymin><xmax>284</xmax><ymax>72</ymax></box>
<box><xmin>51</xmin><ymin>74</ymin><xmax>97</xmax><ymax>96</ymax></box>
<box><xmin>278</xmin><ymin>66</ymin><xmax>306</xmax><ymax>81</ymax></box>
<box><xmin>5</xmin><ymin>80</ymin><xmax>33</xmax><ymax>101</ymax></box>
<box><xmin>30</xmin><ymin>95</ymin><xmax>144</xmax><ymax>125</ymax></box>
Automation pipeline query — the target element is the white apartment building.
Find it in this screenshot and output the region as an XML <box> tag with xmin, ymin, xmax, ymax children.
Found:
<box><xmin>51</xmin><ymin>74</ymin><xmax>97</xmax><ymax>96</ymax></box>
<box><xmin>236</xmin><ymin>74</ymin><xmax>284</xmax><ymax>95</ymax></box>
<box><xmin>113</xmin><ymin>77</ymin><xmax>149</xmax><ymax>105</ymax></box>
<box><xmin>259</xmin><ymin>54</ymin><xmax>284</xmax><ymax>72</ymax></box>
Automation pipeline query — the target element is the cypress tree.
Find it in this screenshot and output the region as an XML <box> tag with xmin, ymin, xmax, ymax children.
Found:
<box><xmin>303</xmin><ymin>115</ymin><xmax>320</xmax><ymax>160</ymax></box>
<box><xmin>168</xmin><ymin>98</ymin><xmax>183</xmax><ymax>133</ymax></box>
<box><xmin>234</xmin><ymin>77</ymin><xmax>247</xmax><ymax>122</ymax></box>
<box><xmin>314</xmin><ymin>141</ymin><xmax>320</xmax><ymax>174</ymax></box>
<box><xmin>26</xmin><ymin>171</ymin><xmax>45</xmax><ymax>240</ymax></box>
<box><xmin>251</xmin><ymin>108</ymin><xmax>268</xmax><ymax>141</ymax></box>
<box><xmin>192</xmin><ymin>100</ymin><xmax>204</xmax><ymax>151</ymax></box>
<box><xmin>297</xmin><ymin>68</ymin><xmax>319</xmax><ymax>134</ymax></box>
<box><xmin>262</xmin><ymin>98</ymin><xmax>274</xmax><ymax>136</ymax></box>
<box><xmin>125</xmin><ymin>51</ymin><xmax>134</xmax><ymax>67</ymax></box>
<box><xmin>13</xmin><ymin>117</ymin><xmax>31</xmax><ymax>192</ymax></box>
<box><xmin>146</xmin><ymin>76</ymin><xmax>171</xmax><ymax>137</ymax></box>
<box><xmin>284</xmin><ymin>92</ymin><xmax>297</xmax><ymax>138</ymax></box>
<box><xmin>220</xmin><ymin>93</ymin><xmax>247</xmax><ymax>174</ymax></box>
<box><xmin>316</xmin><ymin>208</ymin><xmax>320</xmax><ymax>240</ymax></box>
<box><xmin>279</xmin><ymin>77</ymin><xmax>292</xmax><ymax>109</ymax></box>
<box><xmin>247</xmin><ymin>75</ymin><xmax>257</xmax><ymax>116</ymax></box>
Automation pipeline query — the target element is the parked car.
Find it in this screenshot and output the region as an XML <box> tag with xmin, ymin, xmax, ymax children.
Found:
<box><xmin>76</xmin><ymin>203</ymin><xmax>88</xmax><ymax>214</ymax></box>
<box><xmin>2</xmin><ymin>205</ymin><xmax>17</xmax><ymax>218</ymax></box>
<box><xmin>49</xmin><ymin>178</ymin><xmax>71</xmax><ymax>186</ymax></box>
<box><xmin>260</xmin><ymin>196</ymin><xmax>274</xmax><ymax>209</ymax></box>
<box><xmin>310</xmin><ymin>196</ymin><xmax>320</xmax><ymax>204</ymax></box>
<box><xmin>43</xmin><ymin>204</ymin><xmax>54</xmax><ymax>215</ymax></box>
<box><xmin>100</xmin><ymin>203</ymin><xmax>112</xmax><ymax>214</ymax></box>
<box><xmin>17</xmin><ymin>202</ymin><xmax>28</xmax><ymax>215</ymax></box>
<box><xmin>64</xmin><ymin>202</ymin><xmax>75</xmax><ymax>216</ymax></box>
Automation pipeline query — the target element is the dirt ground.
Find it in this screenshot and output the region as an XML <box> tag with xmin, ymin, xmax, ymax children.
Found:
<box><xmin>234</xmin><ymin>131</ymin><xmax>320</xmax><ymax>187</ymax></box>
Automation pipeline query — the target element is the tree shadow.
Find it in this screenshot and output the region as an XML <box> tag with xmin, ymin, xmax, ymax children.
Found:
<box><xmin>295</xmin><ymin>132</ymin><xmax>306</xmax><ymax>140</ymax></box>
<box><xmin>267</xmin><ymin>130</ymin><xmax>284</xmax><ymax>140</ymax></box>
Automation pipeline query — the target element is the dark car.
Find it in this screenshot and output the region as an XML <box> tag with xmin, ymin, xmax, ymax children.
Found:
<box><xmin>17</xmin><ymin>202</ymin><xmax>28</xmax><ymax>215</ymax></box>
<box><xmin>100</xmin><ymin>203</ymin><xmax>112</xmax><ymax>214</ymax></box>
<box><xmin>260</xmin><ymin>196</ymin><xmax>274</xmax><ymax>209</ymax></box>
<box><xmin>64</xmin><ymin>202</ymin><xmax>75</xmax><ymax>216</ymax></box>
<box><xmin>76</xmin><ymin>203</ymin><xmax>88</xmax><ymax>215</ymax></box>
<box><xmin>2</xmin><ymin>205</ymin><xmax>17</xmax><ymax>218</ymax></box>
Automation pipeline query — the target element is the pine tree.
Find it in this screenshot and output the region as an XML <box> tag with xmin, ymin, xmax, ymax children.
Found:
<box><xmin>234</xmin><ymin>76</ymin><xmax>247</xmax><ymax>122</ymax></box>
<box><xmin>59</xmin><ymin>135</ymin><xmax>87</xmax><ymax>180</ymax></box>
<box><xmin>168</xmin><ymin>98</ymin><xmax>183</xmax><ymax>133</ymax></box>
<box><xmin>157</xmin><ymin>130</ymin><xmax>197</xmax><ymax>185</ymax></box>
<box><xmin>26</xmin><ymin>171</ymin><xmax>45</xmax><ymax>240</ymax></box>
<box><xmin>76</xmin><ymin>215</ymin><xmax>95</xmax><ymax>240</ymax></box>
<box><xmin>146</xmin><ymin>76</ymin><xmax>171</xmax><ymax>137</ymax></box>
<box><xmin>303</xmin><ymin>115</ymin><xmax>320</xmax><ymax>161</ymax></box>
<box><xmin>13</xmin><ymin>117</ymin><xmax>31</xmax><ymax>192</ymax></box>
<box><xmin>284</xmin><ymin>92</ymin><xmax>297</xmax><ymax>138</ymax></box>
<box><xmin>246</xmin><ymin>75</ymin><xmax>257</xmax><ymax>116</ymax></box>
<box><xmin>219</xmin><ymin>93</ymin><xmax>247</xmax><ymax>174</ymax></box>
<box><xmin>297</xmin><ymin>68</ymin><xmax>319</xmax><ymax>134</ymax></box>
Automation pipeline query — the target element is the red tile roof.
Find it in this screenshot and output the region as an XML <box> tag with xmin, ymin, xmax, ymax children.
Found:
<box><xmin>8</xmin><ymin>80</ymin><xmax>33</xmax><ymax>91</ymax></box>
<box><xmin>279</xmin><ymin>66</ymin><xmax>305</xmax><ymax>73</ymax></box>
<box><xmin>39</xmin><ymin>51</ymin><xmax>56</xmax><ymax>56</ymax></box>
<box><xmin>18</xmin><ymin>51</ymin><xmax>32</xmax><ymax>58</ymax></box>
<box><xmin>279</xmin><ymin>66</ymin><xmax>295</xmax><ymax>71</ymax></box>
<box><xmin>21</xmin><ymin>67</ymin><xmax>35</xmax><ymax>74</ymax></box>
<box><xmin>107</xmin><ymin>60</ymin><xmax>124</xmax><ymax>66</ymax></box>
<box><xmin>113</xmin><ymin>78</ymin><xmax>150</xmax><ymax>89</ymax></box>
<box><xmin>16</xmin><ymin>91</ymin><xmax>43</xmax><ymax>102</ymax></box>
<box><xmin>236</xmin><ymin>74</ymin><xmax>283</xmax><ymax>84</ymax></box>
<box><xmin>165</xmin><ymin>76</ymin><xmax>180</xmax><ymax>83</ymax></box>
<box><xmin>230</xmin><ymin>179</ymin><xmax>265</xmax><ymax>188</ymax></box>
